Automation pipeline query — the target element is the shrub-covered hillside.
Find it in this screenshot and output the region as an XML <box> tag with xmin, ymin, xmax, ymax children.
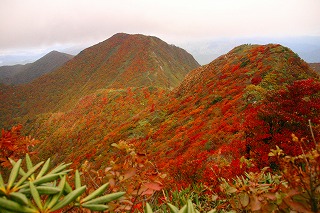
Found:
<box><xmin>23</xmin><ymin>44</ymin><xmax>320</xmax><ymax>188</ymax></box>
<box><xmin>1</xmin><ymin>42</ymin><xmax>320</xmax><ymax>212</ymax></box>
<box><xmin>0</xmin><ymin>33</ymin><xmax>199</xmax><ymax>129</ymax></box>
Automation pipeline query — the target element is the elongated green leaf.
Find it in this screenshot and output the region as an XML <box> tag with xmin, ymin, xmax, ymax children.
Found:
<box><xmin>19</xmin><ymin>173</ymin><xmax>62</xmax><ymax>189</ymax></box>
<box><xmin>25</xmin><ymin>154</ymin><xmax>33</xmax><ymax>170</ymax></box>
<box><xmin>167</xmin><ymin>203</ymin><xmax>179</xmax><ymax>213</ymax></box>
<box><xmin>0</xmin><ymin>197</ymin><xmax>36</xmax><ymax>213</ymax></box>
<box><xmin>14</xmin><ymin>161</ymin><xmax>44</xmax><ymax>189</ymax></box>
<box><xmin>64</xmin><ymin>181</ymin><xmax>73</xmax><ymax>194</ymax></box>
<box><xmin>46</xmin><ymin>175</ymin><xmax>66</xmax><ymax>209</ymax></box>
<box><xmin>7</xmin><ymin>159</ymin><xmax>22</xmax><ymax>189</ymax></box>
<box><xmin>81</xmin><ymin>182</ymin><xmax>109</xmax><ymax>203</ymax></box>
<box><xmin>83</xmin><ymin>191</ymin><xmax>125</xmax><ymax>205</ymax></box>
<box><xmin>145</xmin><ymin>203</ymin><xmax>153</xmax><ymax>213</ymax></box>
<box><xmin>36</xmin><ymin>158</ymin><xmax>51</xmax><ymax>179</ymax></box>
<box><xmin>75</xmin><ymin>170</ymin><xmax>81</xmax><ymax>189</ymax></box>
<box><xmin>178</xmin><ymin>205</ymin><xmax>187</xmax><ymax>213</ymax></box>
<box><xmin>10</xmin><ymin>192</ymin><xmax>29</xmax><ymax>205</ymax></box>
<box><xmin>32</xmin><ymin>172</ymin><xmax>68</xmax><ymax>186</ymax></box>
<box><xmin>20</xmin><ymin>186</ymin><xmax>61</xmax><ymax>195</ymax></box>
<box><xmin>30</xmin><ymin>181</ymin><xmax>43</xmax><ymax>210</ymax></box>
<box><xmin>82</xmin><ymin>203</ymin><xmax>109</xmax><ymax>211</ymax></box>
<box><xmin>37</xmin><ymin>186</ymin><xmax>61</xmax><ymax>195</ymax></box>
<box><xmin>50</xmin><ymin>185</ymin><xmax>86</xmax><ymax>211</ymax></box>
<box><xmin>48</xmin><ymin>163</ymin><xmax>72</xmax><ymax>175</ymax></box>
<box><xmin>187</xmin><ymin>200</ymin><xmax>196</xmax><ymax>213</ymax></box>
<box><xmin>9</xmin><ymin>158</ymin><xmax>26</xmax><ymax>176</ymax></box>
<box><xmin>43</xmin><ymin>195</ymin><xmax>53</xmax><ymax>210</ymax></box>
<box><xmin>0</xmin><ymin>173</ymin><xmax>4</xmax><ymax>189</ymax></box>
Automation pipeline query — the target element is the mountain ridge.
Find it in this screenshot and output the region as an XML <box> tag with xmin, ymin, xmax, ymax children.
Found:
<box><xmin>0</xmin><ymin>51</ymin><xmax>73</xmax><ymax>85</ymax></box>
<box><xmin>24</xmin><ymin>43</ymin><xmax>320</xmax><ymax>187</ymax></box>
<box><xmin>0</xmin><ymin>33</ymin><xmax>199</xmax><ymax>128</ymax></box>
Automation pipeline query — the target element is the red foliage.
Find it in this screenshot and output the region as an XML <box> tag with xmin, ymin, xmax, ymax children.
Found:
<box><xmin>251</xmin><ymin>76</ymin><xmax>262</xmax><ymax>85</ymax></box>
<box><xmin>244</xmin><ymin>79</ymin><xmax>320</xmax><ymax>168</ymax></box>
<box><xmin>5</xmin><ymin>43</ymin><xmax>317</xmax><ymax>194</ymax></box>
<box><xmin>0</xmin><ymin>125</ymin><xmax>39</xmax><ymax>168</ymax></box>
<box><xmin>231</xmin><ymin>64</ymin><xmax>240</xmax><ymax>73</ymax></box>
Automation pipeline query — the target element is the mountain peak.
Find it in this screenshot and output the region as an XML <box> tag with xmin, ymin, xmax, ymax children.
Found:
<box><xmin>0</xmin><ymin>51</ymin><xmax>73</xmax><ymax>85</ymax></box>
<box><xmin>48</xmin><ymin>50</ymin><xmax>60</xmax><ymax>54</ymax></box>
<box><xmin>11</xmin><ymin>33</ymin><xmax>199</xmax><ymax>115</ymax></box>
<box><xmin>57</xmin><ymin>33</ymin><xmax>200</xmax><ymax>90</ymax></box>
<box><xmin>176</xmin><ymin>43</ymin><xmax>318</xmax><ymax>96</ymax></box>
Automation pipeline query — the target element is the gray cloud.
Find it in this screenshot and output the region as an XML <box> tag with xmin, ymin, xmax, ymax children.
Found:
<box><xmin>1</xmin><ymin>0</ymin><xmax>319</xmax><ymax>64</ymax></box>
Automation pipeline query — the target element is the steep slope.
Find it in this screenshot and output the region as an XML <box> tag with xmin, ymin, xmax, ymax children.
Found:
<box><xmin>10</xmin><ymin>33</ymin><xmax>199</xmax><ymax>120</ymax></box>
<box><xmin>0</xmin><ymin>83</ymin><xmax>21</xmax><ymax>128</ymax></box>
<box><xmin>33</xmin><ymin>44</ymin><xmax>319</xmax><ymax>187</ymax></box>
<box><xmin>27</xmin><ymin>87</ymin><xmax>169</xmax><ymax>165</ymax></box>
<box><xmin>0</xmin><ymin>51</ymin><xmax>73</xmax><ymax>85</ymax></box>
<box><xmin>0</xmin><ymin>65</ymin><xmax>26</xmax><ymax>83</ymax></box>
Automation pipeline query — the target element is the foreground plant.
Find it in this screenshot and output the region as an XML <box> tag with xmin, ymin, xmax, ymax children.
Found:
<box><xmin>219</xmin><ymin>169</ymin><xmax>287</xmax><ymax>212</ymax></box>
<box><xmin>144</xmin><ymin>200</ymin><xmax>215</xmax><ymax>213</ymax></box>
<box><xmin>219</xmin><ymin>134</ymin><xmax>320</xmax><ymax>212</ymax></box>
<box><xmin>0</xmin><ymin>125</ymin><xmax>39</xmax><ymax>168</ymax></box>
<box><xmin>79</xmin><ymin>140</ymin><xmax>165</xmax><ymax>212</ymax></box>
<box><xmin>0</xmin><ymin>154</ymin><xmax>125</xmax><ymax>212</ymax></box>
<box><xmin>268</xmin><ymin>134</ymin><xmax>320</xmax><ymax>212</ymax></box>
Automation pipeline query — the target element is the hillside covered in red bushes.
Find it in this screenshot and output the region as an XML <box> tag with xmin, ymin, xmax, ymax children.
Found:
<box><xmin>1</xmin><ymin>36</ymin><xmax>320</xmax><ymax>210</ymax></box>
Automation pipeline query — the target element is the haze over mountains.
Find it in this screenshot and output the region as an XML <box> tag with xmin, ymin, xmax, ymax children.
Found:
<box><xmin>0</xmin><ymin>51</ymin><xmax>73</xmax><ymax>85</ymax></box>
<box><xmin>1</xmin><ymin>36</ymin><xmax>319</xmax><ymax>67</ymax></box>
<box><xmin>179</xmin><ymin>36</ymin><xmax>320</xmax><ymax>65</ymax></box>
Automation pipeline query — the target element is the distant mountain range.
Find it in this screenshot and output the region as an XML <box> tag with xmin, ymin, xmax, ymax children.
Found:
<box><xmin>1</xmin><ymin>36</ymin><xmax>319</xmax><ymax>67</ymax></box>
<box><xmin>0</xmin><ymin>51</ymin><xmax>73</xmax><ymax>85</ymax></box>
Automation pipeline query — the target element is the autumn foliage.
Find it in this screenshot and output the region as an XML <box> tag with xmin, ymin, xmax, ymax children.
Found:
<box><xmin>13</xmin><ymin>44</ymin><xmax>317</xmax><ymax>189</ymax></box>
<box><xmin>240</xmin><ymin>78</ymin><xmax>320</xmax><ymax>169</ymax></box>
<box><xmin>0</xmin><ymin>125</ymin><xmax>39</xmax><ymax>168</ymax></box>
<box><xmin>0</xmin><ymin>41</ymin><xmax>320</xmax><ymax>212</ymax></box>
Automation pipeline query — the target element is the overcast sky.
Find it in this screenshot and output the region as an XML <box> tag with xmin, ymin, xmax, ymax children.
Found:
<box><xmin>1</xmin><ymin>0</ymin><xmax>320</xmax><ymax>65</ymax></box>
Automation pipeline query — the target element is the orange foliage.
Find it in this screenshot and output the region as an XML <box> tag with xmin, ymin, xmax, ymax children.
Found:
<box><xmin>2</xmin><ymin>43</ymin><xmax>320</xmax><ymax>194</ymax></box>
<box><xmin>0</xmin><ymin>125</ymin><xmax>39</xmax><ymax>168</ymax></box>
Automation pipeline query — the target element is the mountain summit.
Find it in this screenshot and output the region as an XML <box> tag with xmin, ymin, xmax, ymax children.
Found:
<box><xmin>0</xmin><ymin>51</ymin><xmax>73</xmax><ymax>85</ymax></box>
<box><xmin>0</xmin><ymin>33</ymin><xmax>199</xmax><ymax>125</ymax></box>
<box><xmin>79</xmin><ymin>33</ymin><xmax>200</xmax><ymax>89</ymax></box>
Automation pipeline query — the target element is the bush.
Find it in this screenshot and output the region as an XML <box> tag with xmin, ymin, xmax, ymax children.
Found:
<box><xmin>218</xmin><ymin>134</ymin><xmax>320</xmax><ymax>212</ymax></box>
<box><xmin>0</xmin><ymin>154</ymin><xmax>124</xmax><ymax>212</ymax></box>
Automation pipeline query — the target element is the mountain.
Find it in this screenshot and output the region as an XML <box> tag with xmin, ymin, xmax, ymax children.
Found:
<box><xmin>25</xmin><ymin>44</ymin><xmax>319</xmax><ymax>188</ymax></box>
<box><xmin>21</xmin><ymin>33</ymin><xmax>199</xmax><ymax>115</ymax></box>
<box><xmin>183</xmin><ymin>36</ymin><xmax>320</xmax><ymax>65</ymax></box>
<box><xmin>0</xmin><ymin>64</ymin><xmax>26</xmax><ymax>83</ymax></box>
<box><xmin>0</xmin><ymin>51</ymin><xmax>73</xmax><ymax>85</ymax></box>
<box><xmin>0</xmin><ymin>33</ymin><xmax>199</xmax><ymax>128</ymax></box>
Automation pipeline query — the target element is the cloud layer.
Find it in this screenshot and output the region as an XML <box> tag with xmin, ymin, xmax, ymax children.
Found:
<box><xmin>1</xmin><ymin>0</ymin><xmax>319</xmax><ymax>64</ymax></box>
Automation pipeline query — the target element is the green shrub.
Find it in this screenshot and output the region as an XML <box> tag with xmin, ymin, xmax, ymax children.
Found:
<box><xmin>0</xmin><ymin>154</ymin><xmax>124</xmax><ymax>212</ymax></box>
